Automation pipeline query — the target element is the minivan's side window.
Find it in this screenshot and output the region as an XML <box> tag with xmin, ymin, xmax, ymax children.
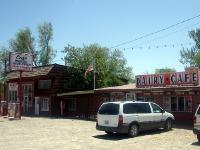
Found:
<box><xmin>123</xmin><ymin>103</ymin><xmax>138</xmax><ymax>114</ymax></box>
<box><xmin>123</xmin><ymin>103</ymin><xmax>151</xmax><ymax>114</ymax></box>
<box><xmin>151</xmin><ymin>103</ymin><xmax>162</xmax><ymax>113</ymax></box>
<box><xmin>98</xmin><ymin>103</ymin><xmax>119</xmax><ymax>115</ymax></box>
<box><xmin>136</xmin><ymin>103</ymin><xmax>151</xmax><ymax>113</ymax></box>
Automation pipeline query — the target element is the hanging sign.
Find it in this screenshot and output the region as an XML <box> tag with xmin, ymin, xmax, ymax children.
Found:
<box><xmin>136</xmin><ymin>68</ymin><xmax>199</xmax><ymax>87</ymax></box>
<box><xmin>10</xmin><ymin>53</ymin><xmax>33</xmax><ymax>71</ymax></box>
<box><xmin>8</xmin><ymin>82</ymin><xmax>18</xmax><ymax>91</ymax></box>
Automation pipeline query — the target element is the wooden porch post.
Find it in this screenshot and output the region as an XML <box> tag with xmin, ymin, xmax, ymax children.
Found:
<box><xmin>60</xmin><ymin>100</ymin><xmax>63</xmax><ymax>116</ymax></box>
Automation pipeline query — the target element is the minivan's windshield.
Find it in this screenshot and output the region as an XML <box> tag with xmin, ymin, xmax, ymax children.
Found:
<box><xmin>197</xmin><ymin>106</ymin><xmax>200</xmax><ymax>115</ymax></box>
<box><xmin>98</xmin><ymin>103</ymin><xmax>119</xmax><ymax>115</ymax></box>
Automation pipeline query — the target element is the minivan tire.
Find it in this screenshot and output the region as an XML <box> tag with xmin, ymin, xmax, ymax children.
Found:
<box><xmin>197</xmin><ymin>134</ymin><xmax>200</xmax><ymax>143</ymax></box>
<box><xmin>128</xmin><ymin>124</ymin><xmax>138</xmax><ymax>137</ymax></box>
<box><xmin>164</xmin><ymin>119</ymin><xmax>172</xmax><ymax>131</ymax></box>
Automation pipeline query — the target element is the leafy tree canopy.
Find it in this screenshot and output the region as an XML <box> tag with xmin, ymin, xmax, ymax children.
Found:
<box><xmin>38</xmin><ymin>22</ymin><xmax>55</xmax><ymax>66</ymax></box>
<box><xmin>63</xmin><ymin>44</ymin><xmax>133</xmax><ymax>88</ymax></box>
<box><xmin>180</xmin><ymin>29</ymin><xmax>200</xmax><ymax>68</ymax></box>
<box><xmin>9</xmin><ymin>27</ymin><xmax>38</xmax><ymax>66</ymax></box>
<box><xmin>155</xmin><ymin>67</ymin><xmax>176</xmax><ymax>74</ymax></box>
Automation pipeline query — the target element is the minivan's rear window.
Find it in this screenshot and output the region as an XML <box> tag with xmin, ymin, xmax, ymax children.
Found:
<box><xmin>98</xmin><ymin>103</ymin><xmax>119</xmax><ymax>115</ymax></box>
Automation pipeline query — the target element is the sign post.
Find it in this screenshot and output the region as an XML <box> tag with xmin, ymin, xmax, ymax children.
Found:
<box><xmin>9</xmin><ymin>52</ymin><xmax>33</xmax><ymax>119</ymax></box>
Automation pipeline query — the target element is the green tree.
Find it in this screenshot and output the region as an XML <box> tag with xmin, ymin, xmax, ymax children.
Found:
<box><xmin>0</xmin><ymin>48</ymin><xmax>6</xmax><ymax>80</ymax></box>
<box><xmin>180</xmin><ymin>29</ymin><xmax>200</xmax><ymax>67</ymax></box>
<box><xmin>38</xmin><ymin>22</ymin><xmax>55</xmax><ymax>65</ymax></box>
<box><xmin>155</xmin><ymin>67</ymin><xmax>176</xmax><ymax>74</ymax></box>
<box><xmin>63</xmin><ymin>44</ymin><xmax>133</xmax><ymax>88</ymax></box>
<box><xmin>0</xmin><ymin>46</ymin><xmax>10</xmax><ymax>80</ymax></box>
<box><xmin>9</xmin><ymin>27</ymin><xmax>38</xmax><ymax>66</ymax></box>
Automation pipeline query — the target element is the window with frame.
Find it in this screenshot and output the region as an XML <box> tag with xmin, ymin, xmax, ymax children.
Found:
<box><xmin>163</xmin><ymin>96</ymin><xmax>192</xmax><ymax>112</ymax></box>
<box><xmin>151</xmin><ymin>103</ymin><xmax>162</xmax><ymax>113</ymax></box>
<box><xmin>163</xmin><ymin>97</ymin><xmax>171</xmax><ymax>112</ymax></box>
<box><xmin>123</xmin><ymin>103</ymin><xmax>138</xmax><ymax>114</ymax></box>
<box><xmin>68</xmin><ymin>100</ymin><xmax>77</xmax><ymax>111</ymax></box>
<box><xmin>126</xmin><ymin>93</ymin><xmax>135</xmax><ymax>101</ymax></box>
<box><xmin>22</xmin><ymin>84</ymin><xmax>32</xmax><ymax>107</ymax></box>
<box><xmin>38</xmin><ymin>80</ymin><xmax>51</xmax><ymax>90</ymax></box>
<box><xmin>41</xmin><ymin>97</ymin><xmax>49</xmax><ymax>111</ymax></box>
<box><xmin>124</xmin><ymin>103</ymin><xmax>151</xmax><ymax>113</ymax></box>
<box><xmin>8</xmin><ymin>90</ymin><xmax>18</xmax><ymax>103</ymax></box>
<box><xmin>171</xmin><ymin>97</ymin><xmax>177</xmax><ymax>111</ymax></box>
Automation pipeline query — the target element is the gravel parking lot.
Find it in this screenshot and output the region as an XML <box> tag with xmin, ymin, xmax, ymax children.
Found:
<box><xmin>0</xmin><ymin>117</ymin><xmax>199</xmax><ymax>150</ymax></box>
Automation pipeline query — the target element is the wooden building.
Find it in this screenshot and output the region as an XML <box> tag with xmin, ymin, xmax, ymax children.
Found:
<box><xmin>5</xmin><ymin>64</ymin><xmax>89</xmax><ymax>116</ymax></box>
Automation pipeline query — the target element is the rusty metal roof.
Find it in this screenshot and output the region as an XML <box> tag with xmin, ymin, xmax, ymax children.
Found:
<box><xmin>6</xmin><ymin>64</ymin><xmax>57</xmax><ymax>80</ymax></box>
<box><xmin>95</xmin><ymin>84</ymin><xmax>136</xmax><ymax>92</ymax></box>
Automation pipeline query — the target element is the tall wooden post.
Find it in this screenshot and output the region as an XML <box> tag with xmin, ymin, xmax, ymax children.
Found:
<box><xmin>19</xmin><ymin>71</ymin><xmax>22</xmax><ymax>119</ymax></box>
<box><xmin>60</xmin><ymin>100</ymin><xmax>63</xmax><ymax>116</ymax></box>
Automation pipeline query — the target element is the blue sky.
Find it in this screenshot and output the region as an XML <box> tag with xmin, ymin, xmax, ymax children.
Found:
<box><xmin>0</xmin><ymin>0</ymin><xmax>200</xmax><ymax>75</ymax></box>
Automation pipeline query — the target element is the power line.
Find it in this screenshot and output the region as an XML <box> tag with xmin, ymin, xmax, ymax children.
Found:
<box><xmin>123</xmin><ymin>21</ymin><xmax>200</xmax><ymax>50</ymax></box>
<box><xmin>121</xmin><ymin>42</ymin><xmax>192</xmax><ymax>51</ymax></box>
<box><xmin>129</xmin><ymin>22</ymin><xmax>200</xmax><ymax>48</ymax></box>
<box><xmin>110</xmin><ymin>14</ymin><xmax>200</xmax><ymax>49</ymax></box>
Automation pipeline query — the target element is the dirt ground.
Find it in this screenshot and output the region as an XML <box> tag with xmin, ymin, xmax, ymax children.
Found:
<box><xmin>0</xmin><ymin>117</ymin><xmax>199</xmax><ymax>150</ymax></box>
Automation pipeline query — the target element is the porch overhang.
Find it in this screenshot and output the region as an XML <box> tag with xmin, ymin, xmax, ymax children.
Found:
<box><xmin>57</xmin><ymin>90</ymin><xmax>94</xmax><ymax>96</ymax></box>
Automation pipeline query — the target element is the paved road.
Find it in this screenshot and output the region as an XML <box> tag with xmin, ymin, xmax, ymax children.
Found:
<box><xmin>0</xmin><ymin>117</ymin><xmax>199</xmax><ymax>150</ymax></box>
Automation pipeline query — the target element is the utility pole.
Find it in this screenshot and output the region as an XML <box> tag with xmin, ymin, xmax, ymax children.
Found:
<box><xmin>93</xmin><ymin>58</ymin><xmax>95</xmax><ymax>90</ymax></box>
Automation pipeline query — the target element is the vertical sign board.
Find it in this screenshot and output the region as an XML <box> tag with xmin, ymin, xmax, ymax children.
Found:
<box><xmin>10</xmin><ymin>53</ymin><xmax>33</xmax><ymax>71</ymax></box>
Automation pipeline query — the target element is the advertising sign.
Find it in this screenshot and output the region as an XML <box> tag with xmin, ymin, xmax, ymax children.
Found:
<box><xmin>10</xmin><ymin>53</ymin><xmax>33</xmax><ymax>71</ymax></box>
<box><xmin>136</xmin><ymin>68</ymin><xmax>199</xmax><ymax>87</ymax></box>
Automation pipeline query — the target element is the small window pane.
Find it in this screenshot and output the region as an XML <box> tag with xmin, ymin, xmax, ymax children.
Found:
<box><xmin>38</xmin><ymin>80</ymin><xmax>51</xmax><ymax>89</ymax></box>
<box><xmin>123</xmin><ymin>103</ymin><xmax>138</xmax><ymax>114</ymax></box>
<box><xmin>68</xmin><ymin>100</ymin><xmax>77</xmax><ymax>111</ymax></box>
<box><xmin>131</xmin><ymin>103</ymin><xmax>151</xmax><ymax>113</ymax></box>
<box><xmin>197</xmin><ymin>106</ymin><xmax>200</xmax><ymax>115</ymax></box>
<box><xmin>41</xmin><ymin>98</ymin><xmax>49</xmax><ymax>111</ymax></box>
<box><xmin>185</xmin><ymin>97</ymin><xmax>192</xmax><ymax>112</ymax></box>
<box><xmin>178</xmin><ymin>97</ymin><xmax>184</xmax><ymax>111</ymax></box>
<box><xmin>171</xmin><ymin>97</ymin><xmax>177</xmax><ymax>111</ymax></box>
<box><xmin>151</xmin><ymin>103</ymin><xmax>162</xmax><ymax>113</ymax></box>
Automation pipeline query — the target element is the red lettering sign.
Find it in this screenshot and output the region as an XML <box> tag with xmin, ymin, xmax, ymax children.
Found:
<box><xmin>136</xmin><ymin>68</ymin><xmax>199</xmax><ymax>87</ymax></box>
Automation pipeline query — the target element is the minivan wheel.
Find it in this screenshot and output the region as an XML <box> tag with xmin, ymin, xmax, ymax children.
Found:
<box><xmin>164</xmin><ymin>119</ymin><xmax>172</xmax><ymax>131</ymax></box>
<box><xmin>105</xmin><ymin>131</ymin><xmax>113</xmax><ymax>135</ymax></box>
<box><xmin>128</xmin><ymin>124</ymin><xmax>138</xmax><ymax>137</ymax></box>
<box><xmin>197</xmin><ymin>134</ymin><xmax>200</xmax><ymax>143</ymax></box>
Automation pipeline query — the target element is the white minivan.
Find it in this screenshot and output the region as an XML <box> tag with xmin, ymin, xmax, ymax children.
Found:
<box><xmin>96</xmin><ymin>101</ymin><xmax>175</xmax><ymax>137</ymax></box>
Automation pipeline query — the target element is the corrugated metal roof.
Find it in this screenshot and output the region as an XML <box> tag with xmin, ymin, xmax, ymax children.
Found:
<box><xmin>95</xmin><ymin>83</ymin><xmax>136</xmax><ymax>91</ymax></box>
<box><xmin>6</xmin><ymin>64</ymin><xmax>56</xmax><ymax>79</ymax></box>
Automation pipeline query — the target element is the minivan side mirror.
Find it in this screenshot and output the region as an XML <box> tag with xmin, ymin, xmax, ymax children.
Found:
<box><xmin>161</xmin><ymin>109</ymin><xmax>165</xmax><ymax>113</ymax></box>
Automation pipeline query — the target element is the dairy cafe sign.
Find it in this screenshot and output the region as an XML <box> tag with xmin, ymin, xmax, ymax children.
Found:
<box><xmin>136</xmin><ymin>69</ymin><xmax>199</xmax><ymax>87</ymax></box>
<box><xmin>10</xmin><ymin>53</ymin><xmax>33</xmax><ymax>71</ymax></box>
